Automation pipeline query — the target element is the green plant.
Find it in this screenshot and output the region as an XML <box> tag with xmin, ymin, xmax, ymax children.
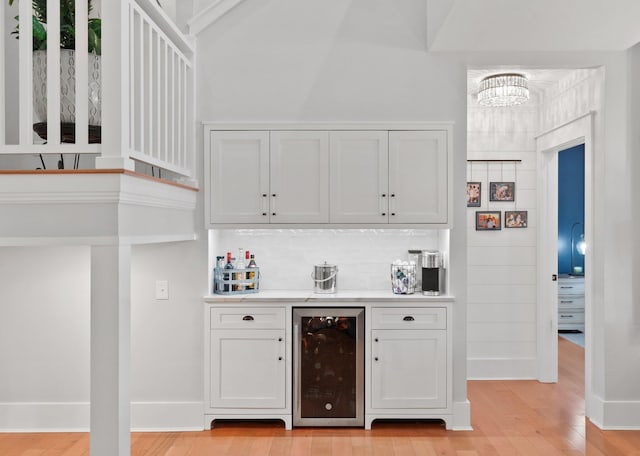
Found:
<box><xmin>9</xmin><ymin>0</ymin><xmax>101</xmax><ymax>55</ymax></box>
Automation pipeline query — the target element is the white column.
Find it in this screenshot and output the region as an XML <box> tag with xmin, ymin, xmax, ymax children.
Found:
<box><xmin>90</xmin><ymin>245</ymin><xmax>131</xmax><ymax>456</ymax></box>
<box><xmin>96</xmin><ymin>0</ymin><xmax>135</xmax><ymax>170</ymax></box>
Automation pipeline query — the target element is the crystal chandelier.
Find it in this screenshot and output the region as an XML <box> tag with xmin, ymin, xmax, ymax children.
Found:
<box><xmin>477</xmin><ymin>73</ymin><xmax>529</xmax><ymax>107</ymax></box>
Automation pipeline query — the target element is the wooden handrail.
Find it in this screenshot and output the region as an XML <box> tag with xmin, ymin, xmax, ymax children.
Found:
<box><xmin>0</xmin><ymin>169</ymin><xmax>199</xmax><ymax>192</ymax></box>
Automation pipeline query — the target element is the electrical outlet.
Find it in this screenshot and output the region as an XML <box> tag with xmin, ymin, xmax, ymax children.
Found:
<box><xmin>155</xmin><ymin>280</ymin><xmax>169</xmax><ymax>300</ymax></box>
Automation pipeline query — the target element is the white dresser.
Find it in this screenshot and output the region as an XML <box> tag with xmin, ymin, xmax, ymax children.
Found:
<box><xmin>558</xmin><ymin>276</ymin><xmax>585</xmax><ymax>332</ymax></box>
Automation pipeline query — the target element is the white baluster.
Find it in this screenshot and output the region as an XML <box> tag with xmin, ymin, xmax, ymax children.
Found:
<box><xmin>46</xmin><ymin>0</ymin><xmax>61</xmax><ymax>147</ymax></box>
<box><xmin>75</xmin><ymin>0</ymin><xmax>89</xmax><ymax>146</ymax></box>
<box><xmin>18</xmin><ymin>0</ymin><xmax>33</xmax><ymax>146</ymax></box>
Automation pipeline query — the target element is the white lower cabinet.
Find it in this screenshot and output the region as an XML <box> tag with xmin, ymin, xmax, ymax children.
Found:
<box><xmin>371</xmin><ymin>329</ymin><xmax>447</xmax><ymax>409</ymax></box>
<box><xmin>366</xmin><ymin>306</ymin><xmax>451</xmax><ymax>429</ymax></box>
<box><xmin>204</xmin><ymin>306</ymin><xmax>292</xmax><ymax>430</ymax></box>
<box><xmin>204</xmin><ymin>302</ymin><xmax>452</xmax><ymax>431</ymax></box>
<box><xmin>210</xmin><ymin>329</ymin><xmax>285</xmax><ymax>409</ymax></box>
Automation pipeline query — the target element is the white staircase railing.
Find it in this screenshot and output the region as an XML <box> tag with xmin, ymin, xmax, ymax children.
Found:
<box><xmin>128</xmin><ymin>0</ymin><xmax>195</xmax><ymax>177</ymax></box>
<box><xmin>0</xmin><ymin>0</ymin><xmax>195</xmax><ymax>179</ymax></box>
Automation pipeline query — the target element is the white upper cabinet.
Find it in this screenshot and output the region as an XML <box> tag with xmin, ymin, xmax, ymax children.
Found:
<box><xmin>208</xmin><ymin>131</ymin><xmax>270</xmax><ymax>224</ymax></box>
<box><xmin>389</xmin><ymin>131</ymin><xmax>448</xmax><ymax>224</ymax></box>
<box><xmin>329</xmin><ymin>131</ymin><xmax>389</xmax><ymax>223</ymax></box>
<box><xmin>205</xmin><ymin>124</ymin><xmax>451</xmax><ymax>227</ymax></box>
<box><xmin>270</xmin><ymin>131</ymin><xmax>330</xmax><ymax>223</ymax></box>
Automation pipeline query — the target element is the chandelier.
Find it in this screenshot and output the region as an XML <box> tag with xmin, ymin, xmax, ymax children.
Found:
<box><xmin>477</xmin><ymin>73</ymin><xmax>529</xmax><ymax>107</ymax></box>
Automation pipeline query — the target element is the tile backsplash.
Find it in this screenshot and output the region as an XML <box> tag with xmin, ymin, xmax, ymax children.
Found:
<box><xmin>210</xmin><ymin>229</ymin><xmax>442</xmax><ymax>291</ymax></box>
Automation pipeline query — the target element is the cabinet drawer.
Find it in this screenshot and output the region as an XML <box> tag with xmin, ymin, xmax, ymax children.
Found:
<box><xmin>371</xmin><ymin>307</ymin><xmax>446</xmax><ymax>330</ymax></box>
<box><xmin>210</xmin><ymin>307</ymin><xmax>285</xmax><ymax>329</ymax></box>
<box><xmin>558</xmin><ymin>296</ymin><xmax>585</xmax><ymax>309</ymax></box>
<box><xmin>558</xmin><ymin>280</ymin><xmax>584</xmax><ymax>296</ymax></box>
<box><xmin>558</xmin><ymin>311</ymin><xmax>584</xmax><ymax>325</ymax></box>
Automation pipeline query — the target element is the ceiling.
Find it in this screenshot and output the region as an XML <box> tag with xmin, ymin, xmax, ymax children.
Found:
<box><xmin>430</xmin><ymin>0</ymin><xmax>640</xmax><ymax>52</ymax></box>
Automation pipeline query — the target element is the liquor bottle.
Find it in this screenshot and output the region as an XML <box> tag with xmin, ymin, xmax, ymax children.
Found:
<box><xmin>234</xmin><ymin>248</ymin><xmax>245</xmax><ymax>291</ymax></box>
<box><xmin>214</xmin><ymin>256</ymin><xmax>224</xmax><ymax>293</ymax></box>
<box><xmin>244</xmin><ymin>250</ymin><xmax>251</xmax><ymax>281</ymax></box>
<box><xmin>246</xmin><ymin>254</ymin><xmax>257</xmax><ymax>290</ymax></box>
<box><xmin>223</xmin><ymin>252</ymin><xmax>233</xmax><ymax>292</ymax></box>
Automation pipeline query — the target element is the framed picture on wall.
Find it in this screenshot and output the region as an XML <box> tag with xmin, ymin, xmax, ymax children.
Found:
<box><xmin>466</xmin><ymin>182</ymin><xmax>481</xmax><ymax>207</ymax></box>
<box><xmin>505</xmin><ymin>210</ymin><xmax>528</xmax><ymax>228</ymax></box>
<box><xmin>489</xmin><ymin>182</ymin><xmax>515</xmax><ymax>201</ymax></box>
<box><xmin>476</xmin><ymin>211</ymin><xmax>501</xmax><ymax>231</ymax></box>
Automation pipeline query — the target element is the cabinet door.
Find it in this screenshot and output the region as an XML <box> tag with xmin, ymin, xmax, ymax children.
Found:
<box><xmin>388</xmin><ymin>131</ymin><xmax>448</xmax><ymax>224</ymax></box>
<box><xmin>209</xmin><ymin>131</ymin><xmax>270</xmax><ymax>224</ymax></box>
<box><xmin>210</xmin><ymin>329</ymin><xmax>285</xmax><ymax>409</ymax></box>
<box><xmin>270</xmin><ymin>131</ymin><xmax>329</xmax><ymax>223</ymax></box>
<box><xmin>371</xmin><ymin>329</ymin><xmax>446</xmax><ymax>409</ymax></box>
<box><xmin>329</xmin><ymin>131</ymin><xmax>389</xmax><ymax>223</ymax></box>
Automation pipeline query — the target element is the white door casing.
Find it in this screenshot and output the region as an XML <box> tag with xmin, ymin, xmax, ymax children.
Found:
<box><xmin>535</xmin><ymin>111</ymin><xmax>594</xmax><ymax>419</ymax></box>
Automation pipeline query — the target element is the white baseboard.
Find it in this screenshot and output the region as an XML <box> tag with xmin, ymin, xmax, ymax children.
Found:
<box><xmin>0</xmin><ymin>401</ymin><xmax>204</xmax><ymax>432</ymax></box>
<box><xmin>467</xmin><ymin>357</ymin><xmax>537</xmax><ymax>380</ymax></box>
<box><xmin>589</xmin><ymin>395</ymin><xmax>640</xmax><ymax>430</ymax></box>
<box><xmin>451</xmin><ymin>400</ymin><xmax>472</xmax><ymax>430</ymax></box>
<box><xmin>0</xmin><ymin>402</ymin><xmax>90</xmax><ymax>432</ymax></box>
<box><xmin>131</xmin><ymin>402</ymin><xmax>204</xmax><ymax>431</ymax></box>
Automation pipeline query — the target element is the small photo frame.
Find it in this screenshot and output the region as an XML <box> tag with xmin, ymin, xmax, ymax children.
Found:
<box><xmin>476</xmin><ymin>211</ymin><xmax>501</xmax><ymax>231</ymax></box>
<box><xmin>505</xmin><ymin>210</ymin><xmax>528</xmax><ymax>228</ymax></box>
<box><xmin>489</xmin><ymin>182</ymin><xmax>515</xmax><ymax>202</ymax></box>
<box><xmin>466</xmin><ymin>182</ymin><xmax>481</xmax><ymax>207</ymax></box>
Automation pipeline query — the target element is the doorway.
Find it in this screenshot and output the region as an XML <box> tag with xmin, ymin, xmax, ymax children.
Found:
<box><xmin>557</xmin><ymin>144</ymin><xmax>586</xmax><ymax>347</ymax></box>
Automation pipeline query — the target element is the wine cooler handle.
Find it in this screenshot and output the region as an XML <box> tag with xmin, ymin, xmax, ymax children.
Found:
<box><xmin>242</xmin><ymin>315</ymin><xmax>254</xmax><ymax>321</ymax></box>
<box><xmin>293</xmin><ymin>324</ymin><xmax>301</xmax><ymax>419</ymax></box>
<box><xmin>403</xmin><ymin>316</ymin><xmax>415</xmax><ymax>322</ymax></box>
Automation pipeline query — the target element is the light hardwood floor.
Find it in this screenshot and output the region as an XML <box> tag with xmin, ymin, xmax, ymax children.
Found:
<box><xmin>2</xmin><ymin>337</ymin><xmax>639</xmax><ymax>455</ymax></box>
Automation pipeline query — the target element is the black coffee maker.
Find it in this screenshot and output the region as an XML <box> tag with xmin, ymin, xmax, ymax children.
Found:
<box><xmin>421</xmin><ymin>250</ymin><xmax>445</xmax><ymax>296</ymax></box>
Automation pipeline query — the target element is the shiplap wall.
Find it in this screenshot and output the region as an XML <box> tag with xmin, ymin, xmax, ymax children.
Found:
<box><xmin>466</xmin><ymin>93</ymin><xmax>539</xmax><ymax>379</ymax></box>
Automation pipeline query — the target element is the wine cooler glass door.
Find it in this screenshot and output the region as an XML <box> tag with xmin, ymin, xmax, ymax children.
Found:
<box><xmin>293</xmin><ymin>308</ymin><xmax>364</xmax><ymax>426</ymax></box>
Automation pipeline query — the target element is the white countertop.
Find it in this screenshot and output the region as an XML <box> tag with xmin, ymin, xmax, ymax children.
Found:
<box><xmin>204</xmin><ymin>289</ymin><xmax>455</xmax><ymax>303</ymax></box>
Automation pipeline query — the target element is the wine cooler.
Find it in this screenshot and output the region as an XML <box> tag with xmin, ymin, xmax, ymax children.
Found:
<box><xmin>293</xmin><ymin>307</ymin><xmax>364</xmax><ymax>426</ymax></box>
